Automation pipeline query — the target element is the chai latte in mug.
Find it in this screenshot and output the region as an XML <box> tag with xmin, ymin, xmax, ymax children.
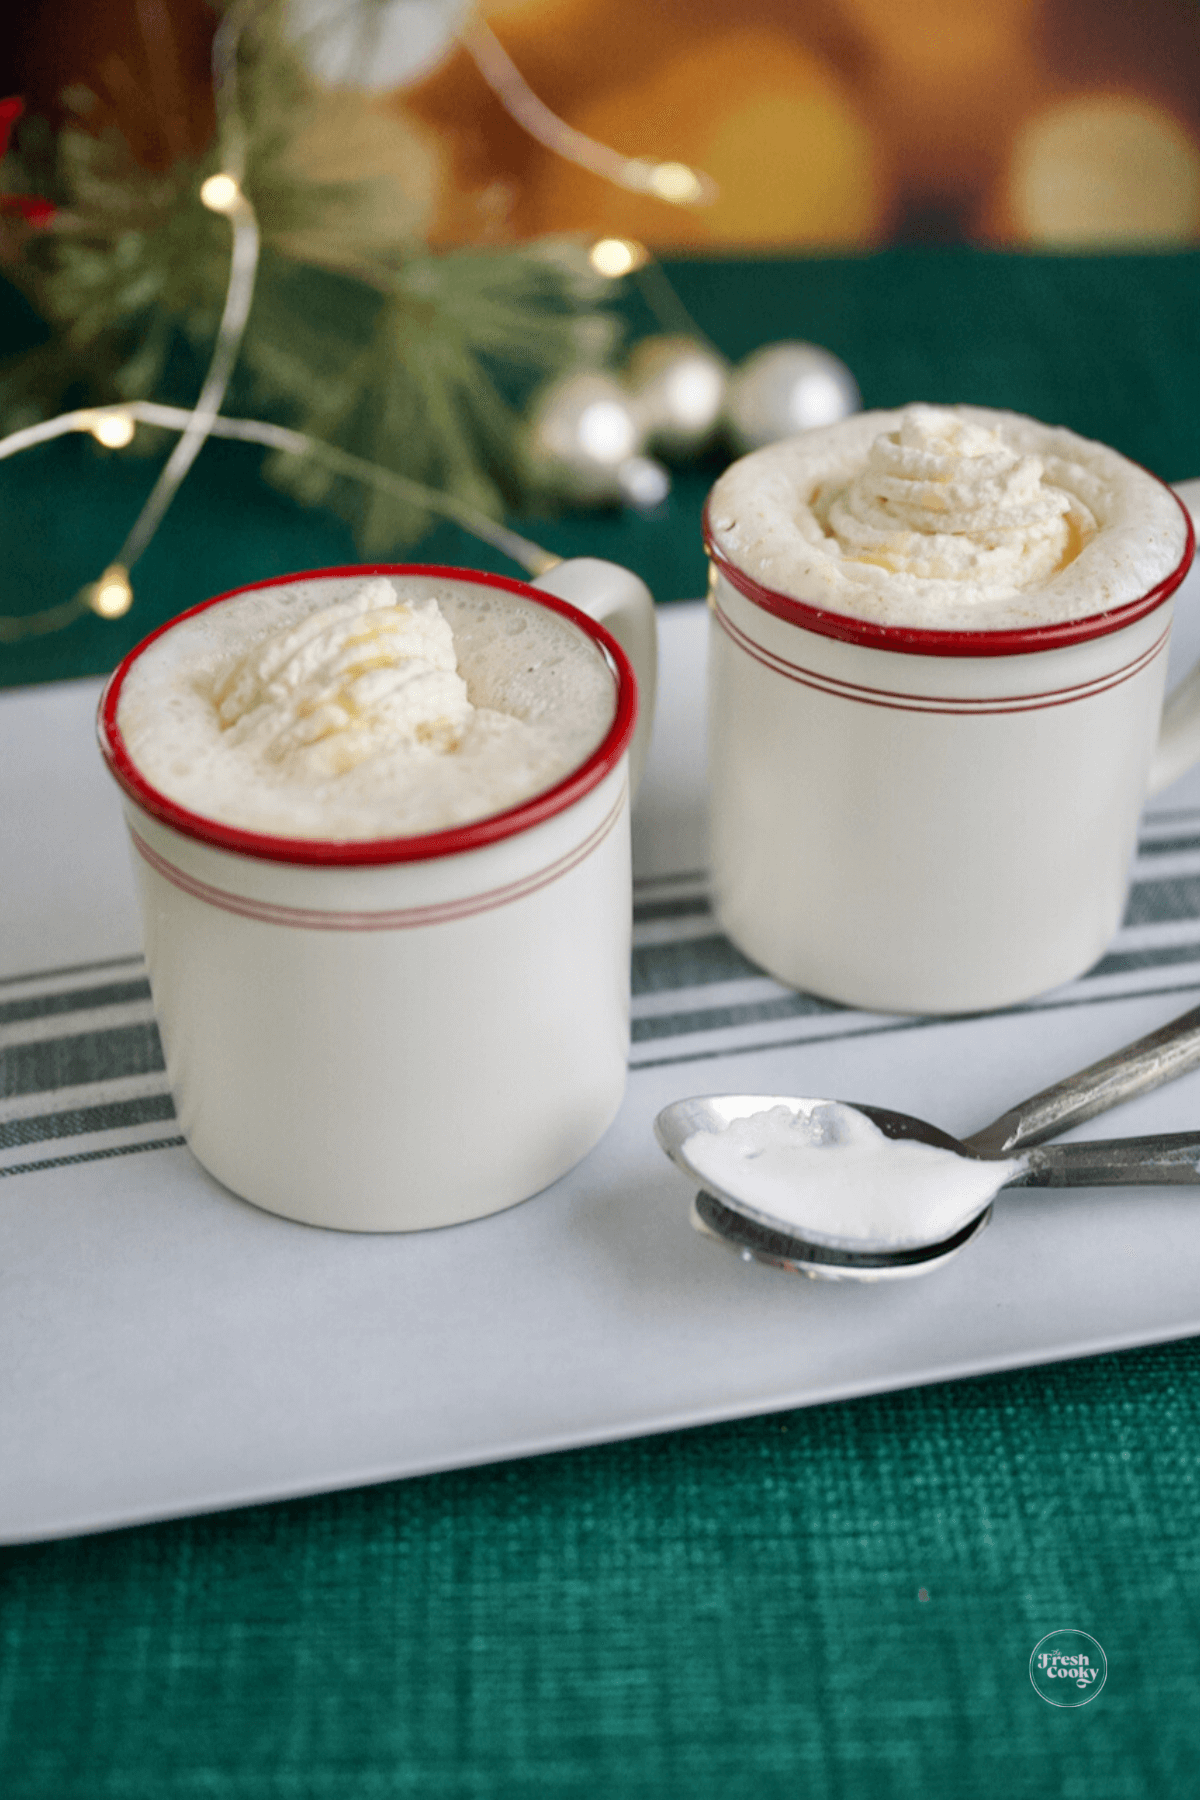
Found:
<box><xmin>707</xmin><ymin>403</ymin><xmax>1189</xmax><ymax>628</ymax></box>
<box><xmin>116</xmin><ymin>574</ymin><xmax>619</xmax><ymax>840</ymax></box>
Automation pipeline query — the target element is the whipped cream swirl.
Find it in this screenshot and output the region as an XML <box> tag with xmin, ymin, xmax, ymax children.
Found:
<box><xmin>815</xmin><ymin>405</ymin><xmax>1096</xmax><ymax>591</ymax></box>
<box><xmin>213</xmin><ymin>578</ymin><xmax>472</xmax><ymax>777</ymax></box>
<box><xmin>708</xmin><ymin>404</ymin><xmax>1189</xmax><ymax>628</ymax></box>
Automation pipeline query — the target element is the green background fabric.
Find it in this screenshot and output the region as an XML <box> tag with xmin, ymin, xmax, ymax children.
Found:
<box><xmin>3</xmin><ymin>1346</ymin><xmax>1200</xmax><ymax>1799</ymax></box>
<box><xmin>3</xmin><ymin>249</ymin><xmax>1200</xmax><ymax>1795</ymax></box>
<box><xmin>4</xmin><ymin>246</ymin><xmax>1200</xmax><ymax>684</ymax></box>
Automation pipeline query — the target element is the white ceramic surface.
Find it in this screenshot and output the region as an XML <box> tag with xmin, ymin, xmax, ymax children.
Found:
<box><xmin>10</xmin><ymin>603</ymin><xmax>1200</xmax><ymax>1543</ymax></box>
<box><xmin>706</xmin><ymin>478</ymin><xmax>1200</xmax><ymax>1015</ymax></box>
<box><xmin>98</xmin><ymin>560</ymin><xmax>656</xmax><ymax>1232</ymax></box>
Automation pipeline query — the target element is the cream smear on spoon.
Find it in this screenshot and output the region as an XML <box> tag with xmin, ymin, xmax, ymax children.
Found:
<box><xmin>681</xmin><ymin>1102</ymin><xmax>1026</xmax><ymax>1250</ymax></box>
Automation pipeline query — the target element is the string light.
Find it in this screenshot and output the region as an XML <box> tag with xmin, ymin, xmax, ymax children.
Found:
<box><xmin>89</xmin><ymin>411</ymin><xmax>136</xmax><ymax>449</ymax></box>
<box><xmin>85</xmin><ymin>564</ymin><xmax>134</xmax><ymax>619</ymax></box>
<box><xmin>0</xmin><ymin>401</ymin><xmax>560</xmax><ymax>641</ymax></box>
<box><xmin>588</xmin><ymin>238</ymin><xmax>650</xmax><ymax>279</ymax></box>
<box><xmin>1</xmin><ymin>0</ymin><xmax>262</xmax><ymax>643</ymax></box>
<box><xmin>645</xmin><ymin>162</ymin><xmax>706</xmax><ymax>205</ymax></box>
<box><xmin>198</xmin><ymin>172</ymin><xmax>242</xmax><ymax>214</ymax></box>
<box><xmin>1</xmin><ymin>0</ymin><xmax>721</xmax><ymax>644</ymax></box>
<box><xmin>102</xmin><ymin>190</ymin><xmax>259</xmax><ymax>592</ymax></box>
<box><xmin>4</xmin><ymin>1</ymin><xmax>268</xmax><ymax>643</ymax></box>
<box><xmin>460</xmin><ymin>19</ymin><xmax>716</xmax><ymax>207</ymax></box>
<box><xmin>209</xmin><ymin>0</ymin><xmax>255</xmax><ymax>187</ymax></box>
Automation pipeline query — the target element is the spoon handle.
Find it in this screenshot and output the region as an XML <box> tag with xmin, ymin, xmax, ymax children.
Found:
<box><xmin>963</xmin><ymin>1003</ymin><xmax>1200</xmax><ymax>1157</ymax></box>
<box><xmin>1013</xmin><ymin>1131</ymin><xmax>1200</xmax><ymax>1188</ymax></box>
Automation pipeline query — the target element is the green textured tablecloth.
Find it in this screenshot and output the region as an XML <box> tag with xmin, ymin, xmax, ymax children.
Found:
<box><xmin>3</xmin><ymin>249</ymin><xmax>1200</xmax><ymax>1796</ymax></box>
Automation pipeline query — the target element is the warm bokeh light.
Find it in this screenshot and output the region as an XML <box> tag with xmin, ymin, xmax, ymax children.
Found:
<box><xmin>837</xmin><ymin>0</ymin><xmax>1035</xmax><ymax>81</ymax></box>
<box><xmin>645</xmin><ymin>161</ymin><xmax>707</xmax><ymax>204</ymax></box>
<box><xmin>89</xmin><ymin>411</ymin><xmax>136</xmax><ymax>449</ymax></box>
<box><xmin>199</xmin><ymin>172</ymin><xmax>241</xmax><ymax>214</ymax></box>
<box><xmin>588</xmin><ymin>236</ymin><xmax>648</xmax><ymax>277</ymax></box>
<box><xmin>1007</xmin><ymin>96</ymin><xmax>1200</xmax><ymax>245</ymax></box>
<box><xmin>512</xmin><ymin>31</ymin><xmax>884</xmax><ymax>248</ymax></box>
<box><xmin>401</xmin><ymin>0</ymin><xmax>1200</xmax><ymax>249</ymax></box>
<box><xmin>86</xmin><ymin>565</ymin><xmax>134</xmax><ymax>619</ymax></box>
<box><xmin>9</xmin><ymin>0</ymin><xmax>1200</xmax><ymax>253</ymax></box>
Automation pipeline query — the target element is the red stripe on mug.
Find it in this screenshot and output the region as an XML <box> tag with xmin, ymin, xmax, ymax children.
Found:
<box><xmin>712</xmin><ymin>598</ymin><xmax>1170</xmax><ymax>716</ymax></box>
<box><xmin>128</xmin><ymin>785</ymin><xmax>626</xmax><ymax>931</ymax></box>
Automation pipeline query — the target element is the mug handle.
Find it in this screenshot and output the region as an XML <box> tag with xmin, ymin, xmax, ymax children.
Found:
<box><xmin>531</xmin><ymin>557</ymin><xmax>658</xmax><ymax>796</ymax></box>
<box><xmin>1149</xmin><ymin>478</ymin><xmax>1200</xmax><ymax>795</ymax></box>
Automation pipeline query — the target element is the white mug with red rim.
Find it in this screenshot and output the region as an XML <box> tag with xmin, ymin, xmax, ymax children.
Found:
<box><xmin>98</xmin><ymin>559</ymin><xmax>655</xmax><ymax>1231</ymax></box>
<box><xmin>704</xmin><ymin>480</ymin><xmax>1199</xmax><ymax>1015</ymax></box>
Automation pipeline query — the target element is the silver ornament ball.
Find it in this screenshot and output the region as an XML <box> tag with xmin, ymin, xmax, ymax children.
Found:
<box><xmin>726</xmin><ymin>342</ymin><xmax>860</xmax><ymax>452</ymax></box>
<box><xmin>528</xmin><ymin>371</ymin><xmax>669</xmax><ymax>509</ymax></box>
<box><xmin>529</xmin><ymin>371</ymin><xmax>643</xmax><ymax>501</ymax></box>
<box><xmin>625</xmin><ymin>334</ymin><xmax>729</xmax><ymax>458</ymax></box>
<box><xmin>616</xmin><ymin>454</ymin><xmax>671</xmax><ymax>512</ymax></box>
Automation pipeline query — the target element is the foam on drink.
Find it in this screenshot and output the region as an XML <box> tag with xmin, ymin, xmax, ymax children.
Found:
<box><xmin>116</xmin><ymin>574</ymin><xmax>619</xmax><ymax>840</ymax></box>
<box><xmin>708</xmin><ymin>403</ymin><xmax>1188</xmax><ymax>631</ymax></box>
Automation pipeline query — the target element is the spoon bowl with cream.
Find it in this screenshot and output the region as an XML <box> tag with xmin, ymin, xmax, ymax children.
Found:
<box><xmin>655</xmin><ymin>1000</ymin><xmax>1200</xmax><ymax>1280</ymax></box>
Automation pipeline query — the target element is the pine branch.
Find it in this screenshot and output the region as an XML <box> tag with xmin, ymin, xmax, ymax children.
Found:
<box><xmin>0</xmin><ymin>0</ymin><xmax>621</xmax><ymax>549</ymax></box>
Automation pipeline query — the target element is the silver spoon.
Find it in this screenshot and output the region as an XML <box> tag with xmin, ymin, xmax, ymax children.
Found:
<box><xmin>655</xmin><ymin>1001</ymin><xmax>1200</xmax><ymax>1281</ymax></box>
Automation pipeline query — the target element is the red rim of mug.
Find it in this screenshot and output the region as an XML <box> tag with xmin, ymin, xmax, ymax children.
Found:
<box><xmin>97</xmin><ymin>563</ymin><xmax>639</xmax><ymax>867</ymax></box>
<box><xmin>702</xmin><ymin>482</ymin><xmax>1196</xmax><ymax>658</ymax></box>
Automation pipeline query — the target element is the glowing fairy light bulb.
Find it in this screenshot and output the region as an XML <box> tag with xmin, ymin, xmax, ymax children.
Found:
<box><xmin>90</xmin><ymin>411</ymin><xmax>136</xmax><ymax>448</ymax></box>
<box><xmin>588</xmin><ymin>237</ymin><xmax>649</xmax><ymax>278</ymax></box>
<box><xmin>648</xmin><ymin>162</ymin><xmax>706</xmax><ymax>204</ymax></box>
<box><xmin>461</xmin><ymin>21</ymin><xmax>716</xmax><ymax>208</ymax></box>
<box><xmin>200</xmin><ymin>172</ymin><xmax>242</xmax><ymax>214</ymax></box>
<box><xmin>86</xmin><ymin>564</ymin><xmax>134</xmax><ymax>619</ymax></box>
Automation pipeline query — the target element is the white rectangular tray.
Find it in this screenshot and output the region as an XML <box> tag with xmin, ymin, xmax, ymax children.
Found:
<box><xmin>5</xmin><ymin>590</ymin><xmax>1200</xmax><ymax>1544</ymax></box>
